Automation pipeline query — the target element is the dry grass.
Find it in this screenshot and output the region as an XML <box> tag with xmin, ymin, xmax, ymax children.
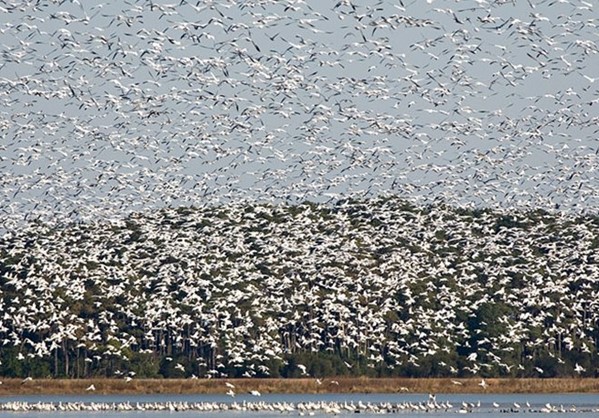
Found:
<box><xmin>1</xmin><ymin>377</ymin><xmax>599</xmax><ymax>396</ymax></box>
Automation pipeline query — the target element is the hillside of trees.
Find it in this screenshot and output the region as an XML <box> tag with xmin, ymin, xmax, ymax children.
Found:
<box><xmin>1</xmin><ymin>197</ymin><xmax>598</xmax><ymax>378</ymax></box>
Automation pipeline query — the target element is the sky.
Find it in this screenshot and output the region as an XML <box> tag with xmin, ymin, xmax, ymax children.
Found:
<box><xmin>1</xmin><ymin>0</ymin><xmax>598</xmax><ymax>230</ymax></box>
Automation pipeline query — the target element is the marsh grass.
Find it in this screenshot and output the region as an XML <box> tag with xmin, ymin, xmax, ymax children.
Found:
<box><xmin>1</xmin><ymin>378</ymin><xmax>598</xmax><ymax>396</ymax></box>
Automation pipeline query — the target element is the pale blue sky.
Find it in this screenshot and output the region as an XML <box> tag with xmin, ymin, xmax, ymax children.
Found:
<box><xmin>1</xmin><ymin>0</ymin><xmax>598</xmax><ymax>229</ymax></box>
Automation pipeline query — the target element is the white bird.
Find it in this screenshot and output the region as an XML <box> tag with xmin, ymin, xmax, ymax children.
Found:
<box><xmin>86</xmin><ymin>384</ymin><xmax>96</xmax><ymax>391</ymax></box>
<box><xmin>250</xmin><ymin>390</ymin><xmax>261</xmax><ymax>396</ymax></box>
<box><xmin>297</xmin><ymin>364</ymin><xmax>308</xmax><ymax>375</ymax></box>
<box><xmin>574</xmin><ymin>363</ymin><xmax>586</xmax><ymax>374</ymax></box>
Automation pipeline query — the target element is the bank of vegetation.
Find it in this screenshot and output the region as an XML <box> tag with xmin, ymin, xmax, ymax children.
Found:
<box><xmin>1</xmin><ymin>378</ymin><xmax>599</xmax><ymax>395</ymax></box>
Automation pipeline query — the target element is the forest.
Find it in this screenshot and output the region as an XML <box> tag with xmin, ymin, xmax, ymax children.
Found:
<box><xmin>1</xmin><ymin>197</ymin><xmax>598</xmax><ymax>378</ymax></box>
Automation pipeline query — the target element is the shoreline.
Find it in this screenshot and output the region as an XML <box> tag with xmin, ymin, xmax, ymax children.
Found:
<box><xmin>0</xmin><ymin>378</ymin><xmax>598</xmax><ymax>396</ymax></box>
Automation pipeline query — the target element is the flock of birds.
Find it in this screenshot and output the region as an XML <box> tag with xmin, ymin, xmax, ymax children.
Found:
<box><xmin>1</xmin><ymin>398</ymin><xmax>599</xmax><ymax>415</ymax></box>
<box><xmin>1</xmin><ymin>0</ymin><xmax>599</xmax><ymax>385</ymax></box>
<box><xmin>1</xmin><ymin>197</ymin><xmax>598</xmax><ymax>378</ymax></box>
<box><xmin>0</xmin><ymin>0</ymin><xmax>598</xmax><ymax>233</ymax></box>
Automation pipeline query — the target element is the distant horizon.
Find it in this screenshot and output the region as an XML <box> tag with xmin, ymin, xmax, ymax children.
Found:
<box><xmin>3</xmin><ymin>192</ymin><xmax>595</xmax><ymax>234</ymax></box>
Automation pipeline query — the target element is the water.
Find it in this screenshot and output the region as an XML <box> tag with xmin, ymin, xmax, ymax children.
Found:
<box><xmin>1</xmin><ymin>393</ymin><xmax>598</xmax><ymax>417</ymax></box>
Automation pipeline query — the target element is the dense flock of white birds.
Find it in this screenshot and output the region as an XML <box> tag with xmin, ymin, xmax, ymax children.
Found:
<box><xmin>1</xmin><ymin>0</ymin><xmax>599</xmax><ymax>232</ymax></box>
<box><xmin>1</xmin><ymin>198</ymin><xmax>598</xmax><ymax>377</ymax></box>
<box><xmin>1</xmin><ymin>0</ymin><xmax>599</xmax><ymax>380</ymax></box>
<box><xmin>3</xmin><ymin>398</ymin><xmax>599</xmax><ymax>414</ymax></box>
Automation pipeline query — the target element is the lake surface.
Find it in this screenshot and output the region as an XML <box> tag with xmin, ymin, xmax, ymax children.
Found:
<box><xmin>1</xmin><ymin>393</ymin><xmax>598</xmax><ymax>417</ymax></box>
